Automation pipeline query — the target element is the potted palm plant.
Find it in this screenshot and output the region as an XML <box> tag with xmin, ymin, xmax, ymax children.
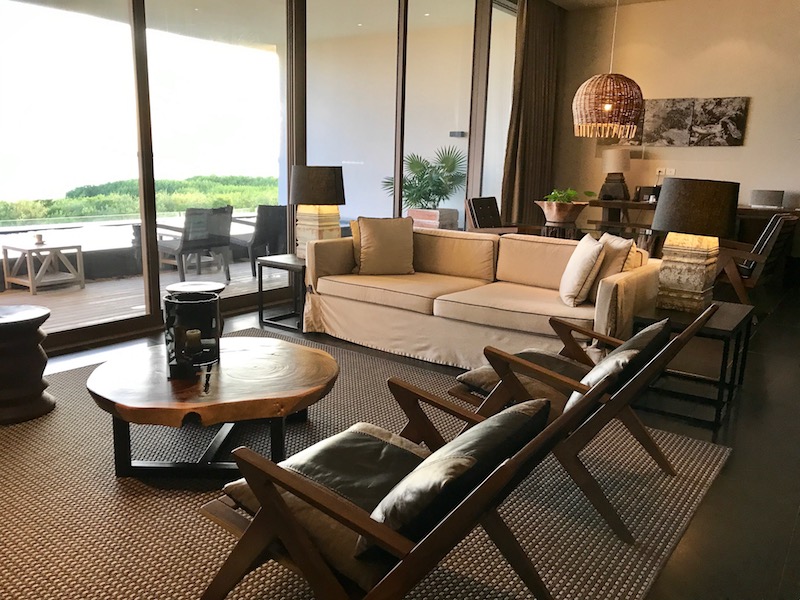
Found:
<box><xmin>381</xmin><ymin>146</ymin><xmax>466</xmax><ymax>229</ymax></box>
<box><xmin>535</xmin><ymin>188</ymin><xmax>596</xmax><ymax>223</ymax></box>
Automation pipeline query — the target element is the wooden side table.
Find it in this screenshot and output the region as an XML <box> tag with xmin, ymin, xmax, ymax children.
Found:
<box><xmin>0</xmin><ymin>305</ymin><xmax>54</xmax><ymax>424</ymax></box>
<box><xmin>633</xmin><ymin>301</ymin><xmax>754</xmax><ymax>429</ymax></box>
<box><xmin>2</xmin><ymin>242</ymin><xmax>85</xmax><ymax>295</ymax></box>
<box><xmin>257</xmin><ymin>254</ymin><xmax>306</xmax><ymax>331</ymax></box>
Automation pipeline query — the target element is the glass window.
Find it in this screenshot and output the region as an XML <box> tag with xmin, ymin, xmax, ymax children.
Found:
<box><xmin>0</xmin><ymin>0</ymin><xmax>144</xmax><ymax>333</ymax></box>
<box><xmin>307</xmin><ymin>0</ymin><xmax>398</xmax><ymax>224</ymax></box>
<box><xmin>482</xmin><ymin>4</ymin><xmax>517</xmax><ymax>200</ymax></box>
<box><xmin>144</xmin><ymin>1</ymin><xmax>288</xmax><ymax>297</ymax></box>
<box><xmin>403</xmin><ymin>0</ymin><xmax>475</xmax><ymax>228</ymax></box>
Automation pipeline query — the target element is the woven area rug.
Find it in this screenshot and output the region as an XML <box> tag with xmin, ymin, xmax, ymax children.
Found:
<box><xmin>0</xmin><ymin>328</ymin><xmax>730</xmax><ymax>600</ymax></box>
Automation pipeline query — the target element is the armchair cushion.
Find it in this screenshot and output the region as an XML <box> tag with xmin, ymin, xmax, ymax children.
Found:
<box><xmin>456</xmin><ymin>349</ymin><xmax>591</xmax><ymax>398</ymax></box>
<box><xmin>352</xmin><ymin>217</ymin><xmax>415</xmax><ymax>275</ymax></box>
<box><xmin>559</xmin><ymin>234</ymin><xmax>606</xmax><ymax>307</ymax></box>
<box><xmin>564</xmin><ymin>318</ymin><xmax>671</xmax><ymax>411</ymax></box>
<box><xmin>361</xmin><ymin>399</ymin><xmax>549</xmax><ymax>551</ymax></box>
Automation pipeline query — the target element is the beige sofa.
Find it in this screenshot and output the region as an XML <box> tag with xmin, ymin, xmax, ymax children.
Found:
<box><xmin>304</xmin><ymin>228</ymin><xmax>659</xmax><ymax>369</ymax></box>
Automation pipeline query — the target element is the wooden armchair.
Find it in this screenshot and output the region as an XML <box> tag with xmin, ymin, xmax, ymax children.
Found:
<box><xmin>199</xmin><ymin>374</ymin><xmax>616</xmax><ymax>600</ymax></box>
<box><xmin>715</xmin><ymin>213</ymin><xmax>798</xmax><ymax>304</ymax></box>
<box><xmin>449</xmin><ymin>304</ymin><xmax>719</xmax><ymax>542</ymax></box>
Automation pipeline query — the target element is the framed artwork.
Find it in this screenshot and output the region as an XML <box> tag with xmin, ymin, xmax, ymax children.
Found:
<box><xmin>599</xmin><ymin>96</ymin><xmax>749</xmax><ymax>147</ymax></box>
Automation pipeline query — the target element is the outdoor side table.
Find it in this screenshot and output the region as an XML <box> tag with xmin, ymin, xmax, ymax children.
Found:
<box><xmin>633</xmin><ymin>301</ymin><xmax>754</xmax><ymax>430</ymax></box>
<box><xmin>257</xmin><ymin>254</ymin><xmax>306</xmax><ymax>331</ymax></box>
<box><xmin>2</xmin><ymin>242</ymin><xmax>85</xmax><ymax>295</ymax></box>
<box><xmin>0</xmin><ymin>305</ymin><xmax>54</xmax><ymax>424</ymax></box>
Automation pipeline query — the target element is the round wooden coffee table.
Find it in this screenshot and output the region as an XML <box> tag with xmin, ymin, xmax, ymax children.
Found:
<box><xmin>87</xmin><ymin>337</ymin><xmax>339</xmax><ymax>478</ymax></box>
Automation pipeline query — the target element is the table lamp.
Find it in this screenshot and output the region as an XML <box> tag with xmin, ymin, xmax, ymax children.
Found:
<box><xmin>290</xmin><ymin>166</ymin><xmax>346</xmax><ymax>259</ymax></box>
<box><xmin>651</xmin><ymin>177</ymin><xmax>739</xmax><ymax>312</ymax></box>
<box><xmin>599</xmin><ymin>148</ymin><xmax>631</xmax><ymax>201</ymax></box>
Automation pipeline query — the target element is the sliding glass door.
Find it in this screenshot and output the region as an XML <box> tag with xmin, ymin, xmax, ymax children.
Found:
<box><xmin>0</xmin><ymin>0</ymin><xmax>145</xmax><ymax>333</ymax></box>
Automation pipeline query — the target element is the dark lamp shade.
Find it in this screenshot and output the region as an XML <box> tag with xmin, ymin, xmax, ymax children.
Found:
<box><xmin>651</xmin><ymin>178</ymin><xmax>739</xmax><ymax>239</ymax></box>
<box><xmin>290</xmin><ymin>166</ymin><xmax>346</xmax><ymax>205</ymax></box>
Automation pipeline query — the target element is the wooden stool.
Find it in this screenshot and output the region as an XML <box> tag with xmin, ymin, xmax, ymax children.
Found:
<box><xmin>0</xmin><ymin>305</ymin><xmax>54</xmax><ymax>424</ymax></box>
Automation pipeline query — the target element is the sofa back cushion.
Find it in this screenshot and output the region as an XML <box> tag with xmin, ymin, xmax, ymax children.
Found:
<box><xmin>496</xmin><ymin>235</ymin><xmax>578</xmax><ymax>289</ymax></box>
<box><xmin>412</xmin><ymin>228</ymin><xmax>498</xmax><ymax>281</ymax></box>
<box><xmin>352</xmin><ymin>217</ymin><xmax>415</xmax><ymax>275</ymax></box>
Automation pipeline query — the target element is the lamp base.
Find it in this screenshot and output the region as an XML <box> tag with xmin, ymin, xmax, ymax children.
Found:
<box><xmin>599</xmin><ymin>173</ymin><xmax>630</xmax><ymax>201</ymax></box>
<box><xmin>295</xmin><ymin>205</ymin><xmax>341</xmax><ymax>259</ymax></box>
<box><xmin>656</xmin><ymin>233</ymin><xmax>718</xmax><ymax>313</ymax></box>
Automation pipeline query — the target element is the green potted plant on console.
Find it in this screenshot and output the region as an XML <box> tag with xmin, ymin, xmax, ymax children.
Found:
<box><xmin>535</xmin><ymin>188</ymin><xmax>596</xmax><ymax>224</ymax></box>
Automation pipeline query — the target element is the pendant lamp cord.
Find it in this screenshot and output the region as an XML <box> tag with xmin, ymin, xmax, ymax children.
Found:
<box><xmin>609</xmin><ymin>0</ymin><xmax>620</xmax><ymax>73</ymax></box>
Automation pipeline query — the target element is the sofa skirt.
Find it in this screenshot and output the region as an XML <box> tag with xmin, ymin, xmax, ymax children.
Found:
<box><xmin>304</xmin><ymin>294</ymin><xmax>564</xmax><ymax>370</ymax></box>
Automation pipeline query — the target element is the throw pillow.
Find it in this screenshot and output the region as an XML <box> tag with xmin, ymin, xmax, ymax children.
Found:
<box><xmin>351</xmin><ymin>217</ymin><xmax>414</xmax><ymax>275</ymax></box>
<box><xmin>588</xmin><ymin>233</ymin><xmax>635</xmax><ymax>302</ymax></box>
<box><xmin>356</xmin><ymin>399</ymin><xmax>549</xmax><ymax>555</ymax></box>
<box><xmin>559</xmin><ymin>234</ymin><xmax>605</xmax><ymax>307</ymax></box>
<box><xmin>563</xmin><ymin>318</ymin><xmax>671</xmax><ymax>412</ymax></box>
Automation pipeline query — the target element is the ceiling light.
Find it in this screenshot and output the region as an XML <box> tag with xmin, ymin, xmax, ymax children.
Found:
<box><xmin>572</xmin><ymin>0</ymin><xmax>643</xmax><ymax>139</ymax></box>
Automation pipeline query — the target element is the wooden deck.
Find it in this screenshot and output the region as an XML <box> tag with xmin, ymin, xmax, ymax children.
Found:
<box><xmin>0</xmin><ymin>261</ymin><xmax>288</xmax><ymax>333</ymax></box>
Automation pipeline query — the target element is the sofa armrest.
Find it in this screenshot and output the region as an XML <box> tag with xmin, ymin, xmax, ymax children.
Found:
<box><xmin>306</xmin><ymin>237</ymin><xmax>356</xmax><ymax>292</ymax></box>
<box><xmin>593</xmin><ymin>259</ymin><xmax>661</xmax><ymax>339</ymax></box>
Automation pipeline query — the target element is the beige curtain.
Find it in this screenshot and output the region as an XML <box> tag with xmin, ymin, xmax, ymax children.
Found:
<box><xmin>501</xmin><ymin>0</ymin><xmax>563</xmax><ymax>226</ymax></box>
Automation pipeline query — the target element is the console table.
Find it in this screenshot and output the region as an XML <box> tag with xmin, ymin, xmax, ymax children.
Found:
<box><xmin>2</xmin><ymin>242</ymin><xmax>85</xmax><ymax>294</ymax></box>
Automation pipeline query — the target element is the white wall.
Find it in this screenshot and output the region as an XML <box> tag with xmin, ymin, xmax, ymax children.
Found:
<box><xmin>554</xmin><ymin>0</ymin><xmax>800</xmax><ymax>229</ymax></box>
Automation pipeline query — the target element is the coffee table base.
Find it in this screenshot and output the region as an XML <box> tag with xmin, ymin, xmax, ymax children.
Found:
<box><xmin>111</xmin><ymin>410</ymin><xmax>307</xmax><ymax>478</ymax></box>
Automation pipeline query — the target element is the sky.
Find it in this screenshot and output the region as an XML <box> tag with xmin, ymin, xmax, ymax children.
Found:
<box><xmin>0</xmin><ymin>0</ymin><xmax>283</xmax><ymax>201</ymax></box>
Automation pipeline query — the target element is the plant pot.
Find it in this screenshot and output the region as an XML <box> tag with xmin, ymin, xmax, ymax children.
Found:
<box><xmin>407</xmin><ymin>208</ymin><xmax>459</xmax><ymax>230</ymax></box>
<box><xmin>534</xmin><ymin>201</ymin><xmax>587</xmax><ymax>224</ymax></box>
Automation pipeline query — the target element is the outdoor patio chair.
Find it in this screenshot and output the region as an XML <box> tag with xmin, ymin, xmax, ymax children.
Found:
<box><xmin>157</xmin><ymin>206</ymin><xmax>233</xmax><ymax>282</ymax></box>
<box><xmin>447</xmin><ymin>303</ymin><xmax>719</xmax><ymax>543</ymax></box>
<box><xmin>230</xmin><ymin>204</ymin><xmax>288</xmax><ymax>277</ymax></box>
<box><xmin>199</xmin><ymin>373</ymin><xmax>616</xmax><ymax>600</ymax></box>
<box><xmin>715</xmin><ymin>213</ymin><xmax>798</xmax><ymax>305</ymax></box>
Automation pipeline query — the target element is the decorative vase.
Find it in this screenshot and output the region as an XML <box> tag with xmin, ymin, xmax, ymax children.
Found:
<box><xmin>534</xmin><ymin>201</ymin><xmax>588</xmax><ymax>224</ymax></box>
<box><xmin>407</xmin><ymin>208</ymin><xmax>459</xmax><ymax>230</ymax></box>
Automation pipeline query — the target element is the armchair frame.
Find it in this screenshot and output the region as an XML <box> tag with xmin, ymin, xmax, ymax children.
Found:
<box><xmin>200</xmin><ymin>375</ymin><xmax>616</xmax><ymax>600</ymax></box>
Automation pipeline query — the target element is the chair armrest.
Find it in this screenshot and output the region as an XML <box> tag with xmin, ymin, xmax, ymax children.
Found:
<box><xmin>594</xmin><ymin>260</ymin><xmax>660</xmax><ymax>339</ymax></box>
<box><xmin>718</xmin><ymin>246</ymin><xmax>765</xmax><ymax>264</ymax></box>
<box><xmin>548</xmin><ymin>316</ymin><xmax>623</xmax><ymax>366</ymax></box>
<box><xmin>719</xmin><ymin>238</ymin><xmax>754</xmax><ymax>252</ymax></box>
<box><xmin>388</xmin><ymin>377</ymin><xmax>485</xmax><ymax>451</ymax></box>
<box><xmin>231</xmin><ymin>216</ymin><xmax>256</xmax><ymax>226</ymax></box>
<box><xmin>306</xmin><ymin>237</ymin><xmax>357</xmax><ymax>292</ymax></box>
<box><xmin>233</xmin><ymin>446</ymin><xmax>415</xmax><ymax>558</ymax></box>
<box><xmin>156</xmin><ymin>223</ymin><xmax>183</xmax><ymax>233</ymax></box>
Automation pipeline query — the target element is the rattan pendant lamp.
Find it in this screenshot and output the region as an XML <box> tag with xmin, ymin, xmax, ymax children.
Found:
<box><xmin>572</xmin><ymin>0</ymin><xmax>643</xmax><ymax>138</ymax></box>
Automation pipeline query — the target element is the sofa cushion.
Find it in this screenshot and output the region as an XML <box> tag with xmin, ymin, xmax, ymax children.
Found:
<box><xmin>588</xmin><ymin>233</ymin><xmax>635</xmax><ymax>302</ymax></box>
<box><xmin>559</xmin><ymin>234</ymin><xmax>605</xmax><ymax>307</ymax></box>
<box><xmin>496</xmin><ymin>235</ymin><xmax>578</xmax><ymax>289</ymax></box>
<box><xmin>317</xmin><ymin>272</ymin><xmax>489</xmax><ymax>315</ymax></box>
<box><xmin>352</xmin><ymin>217</ymin><xmax>414</xmax><ymax>275</ymax></box>
<box><xmin>362</xmin><ymin>399</ymin><xmax>549</xmax><ymax>550</ymax></box>
<box><xmin>435</xmin><ymin>281</ymin><xmax>595</xmax><ymax>335</ymax></box>
<box><xmin>564</xmin><ymin>318</ymin><xmax>671</xmax><ymax>412</ymax></box>
<box><xmin>413</xmin><ymin>228</ymin><xmax>498</xmax><ymax>281</ymax></box>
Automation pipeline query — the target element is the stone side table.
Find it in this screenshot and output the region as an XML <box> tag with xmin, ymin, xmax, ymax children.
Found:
<box><xmin>0</xmin><ymin>305</ymin><xmax>54</xmax><ymax>424</ymax></box>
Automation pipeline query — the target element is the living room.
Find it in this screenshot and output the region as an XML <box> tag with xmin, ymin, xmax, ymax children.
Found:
<box><xmin>1</xmin><ymin>0</ymin><xmax>799</xmax><ymax>599</ymax></box>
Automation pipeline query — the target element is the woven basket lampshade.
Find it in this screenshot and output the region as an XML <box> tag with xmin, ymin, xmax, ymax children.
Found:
<box><xmin>572</xmin><ymin>73</ymin><xmax>644</xmax><ymax>138</ymax></box>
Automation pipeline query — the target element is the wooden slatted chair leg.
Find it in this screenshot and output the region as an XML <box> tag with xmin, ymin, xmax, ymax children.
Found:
<box><xmin>481</xmin><ymin>510</ymin><xmax>554</xmax><ymax>600</ymax></box>
<box><xmin>617</xmin><ymin>406</ymin><xmax>677</xmax><ymax>475</ymax></box>
<box><xmin>553</xmin><ymin>446</ymin><xmax>634</xmax><ymax>544</ymax></box>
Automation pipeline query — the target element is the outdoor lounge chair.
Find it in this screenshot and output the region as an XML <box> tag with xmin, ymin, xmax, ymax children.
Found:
<box><xmin>199</xmin><ymin>373</ymin><xmax>616</xmax><ymax>600</ymax></box>
<box><xmin>230</xmin><ymin>204</ymin><xmax>288</xmax><ymax>277</ymax></box>
<box><xmin>157</xmin><ymin>206</ymin><xmax>233</xmax><ymax>282</ymax></box>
